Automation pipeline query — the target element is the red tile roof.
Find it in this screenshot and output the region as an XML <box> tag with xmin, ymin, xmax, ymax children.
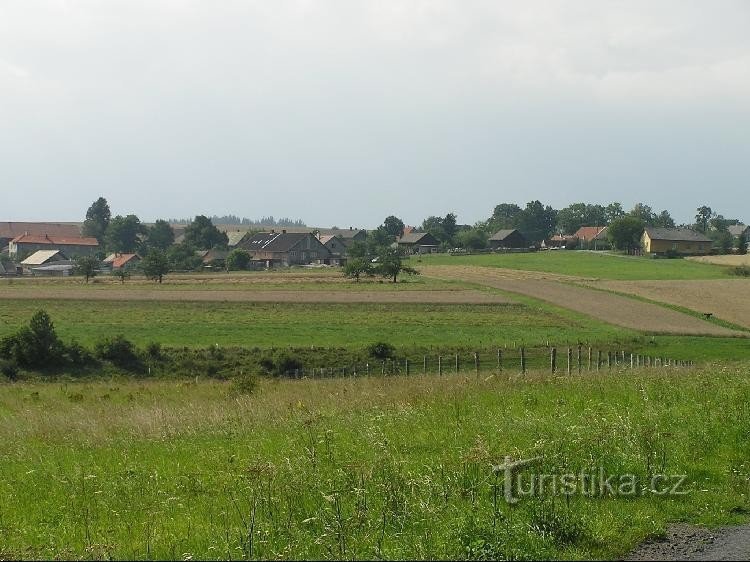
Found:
<box><xmin>11</xmin><ymin>233</ymin><xmax>99</xmax><ymax>246</ymax></box>
<box><xmin>0</xmin><ymin>222</ymin><xmax>81</xmax><ymax>239</ymax></box>
<box><xmin>573</xmin><ymin>226</ymin><xmax>607</xmax><ymax>241</ymax></box>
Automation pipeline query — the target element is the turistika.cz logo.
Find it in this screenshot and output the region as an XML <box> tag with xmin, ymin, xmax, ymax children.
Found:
<box><xmin>493</xmin><ymin>456</ymin><xmax>689</xmax><ymax>504</ymax></box>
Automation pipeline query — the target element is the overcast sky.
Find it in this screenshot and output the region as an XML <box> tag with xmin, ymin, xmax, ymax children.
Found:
<box><xmin>1</xmin><ymin>1</ymin><xmax>748</xmax><ymax>228</ymax></box>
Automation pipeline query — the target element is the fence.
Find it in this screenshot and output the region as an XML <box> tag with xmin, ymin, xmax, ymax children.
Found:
<box><xmin>280</xmin><ymin>345</ymin><xmax>694</xmax><ymax>379</ymax></box>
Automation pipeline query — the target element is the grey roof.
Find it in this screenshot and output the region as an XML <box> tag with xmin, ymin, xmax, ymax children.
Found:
<box><xmin>489</xmin><ymin>229</ymin><xmax>523</xmax><ymax>241</ymax></box>
<box><xmin>326</xmin><ymin>228</ymin><xmax>366</xmax><ymax>239</ymax></box>
<box><xmin>397</xmin><ymin>232</ymin><xmax>439</xmax><ymax>245</ymax></box>
<box><xmin>241</xmin><ymin>232</ymin><xmax>316</xmax><ymax>253</ymax></box>
<box><xmin>728</xmin><ymin>224</ymin><xmax>749</xmax><ymax>237</ymax></box>
<box><xmin>644</xmin><ymin>227</ymin><xmax>712</xmax><ymax>242</ymax></box>
<box><xmin>225</xmin><ymin>231</ymin><xmax>247</xmax><ymax>247</ymax></box>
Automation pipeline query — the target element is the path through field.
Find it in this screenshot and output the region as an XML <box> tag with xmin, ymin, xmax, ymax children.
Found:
<box><xmin>0</xmin><ymin>286</ymin><xmax>514</xmax><ymax>304</ymax></box>
<box><xmin>592</xmin><ymin>279</ymin><xmax>750</xmax><ymax>330</ymax></box>
<box><xmin>421</xmin><ymin>266</ymin><xmax>741</xmax><ymax>336</ymax></box>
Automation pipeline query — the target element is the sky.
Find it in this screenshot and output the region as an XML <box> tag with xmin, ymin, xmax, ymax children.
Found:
<box><xmin>1</xmin><ymin>0</ymin><xmax>749</xmax><ymax>228</ymax></box>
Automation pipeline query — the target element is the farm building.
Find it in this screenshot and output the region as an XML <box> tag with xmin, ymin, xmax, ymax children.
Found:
<box><xmin>196</xmin><ymin>248</ymin><xmax>229</xmax><ymax>268</ymax></box>
<box><xmin>542</xmin><ymin>234</ymin><xmax>576</xmax><ymax>249</ymax></box>
<box><xmin>0</xmin><ymin>222</ymin><xmax>81</xmax><ymax>250</ymax></box>
<box><xmin>489</xmin><ymin>229</ymin><xmax>528</xmax><ymax>249</ymax></box>
<box><xmin>20</xmin><ymin>250</ymin><xmax>74</xmax><ymax>276</ymax></box>
<box><xmin>9</xmin><ymin>233</ymin><xmax>99</xmax><ymax>259</ymax></box>
<box><xmin>322</xmin><ymin>227</ymin><xmax>367</xmax><ymax>245</ymax></box>
<box><xmin>641</xmin><ymin>228</ymin><xmax>712</xmax><ymax>256</ymax></box>
<box><xmin>225</xmin><ymin>231</ymin><xmax>248</xmax><ymax>248</ymax></box>
<box><xmin>573</xmin><ymin>226</ymin><xmax>609</xmax><ymax>250</ymax></box>
<box><xmin>396</xmin><ymin>232</ymin><xmax>440</xmax><ymax>254</ymax></box>
<box><xmin>318</xmin><ymin>235</ymin><xmax>348</xmax><ymax>265</ymax></box>
<box><xmin>238</xmin><ymin>230</ymin><xmax>331</xmax><ymax>267</ymax></box>
<box><xmin>103</xmin><ymin>253</ymin><xmax>140</xmax><ymax>270</ymax></box>
<box><xmin>728</xmin><ymin>224</ymin><xmax>749</xmax><ymax>241</ymax></box>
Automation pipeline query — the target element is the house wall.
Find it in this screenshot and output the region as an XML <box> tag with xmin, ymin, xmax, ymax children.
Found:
<box><xmin>489</xmin><ymin>232</ymin><xmax>527</xmax><ymax>249</ymax></box>
<box><xmin>643</xmin><ymin>235</ymin><xmax>710</xmax><ymax>255</ymax></box>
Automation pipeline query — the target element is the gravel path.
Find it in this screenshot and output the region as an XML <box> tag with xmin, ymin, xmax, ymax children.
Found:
<box><xmin>422</xmin><ymin>266</ymin><xmax>741</xmax><ymax>336</ymax></box>
<box><xmin>626</xmin><ymin>523</ymin><xmax>750</xmax><ymax>561</ymax></box>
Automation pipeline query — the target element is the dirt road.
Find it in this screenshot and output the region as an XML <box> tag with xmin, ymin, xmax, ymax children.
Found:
<box><xmin>421</xmin><ymin>266</ymin><xmax>741</xmax><ymax>336</ymax></box>
<box><xmin>627</xmin><ymin>523</ymin><xmax>750</xmax><ymax>560</ymax></box>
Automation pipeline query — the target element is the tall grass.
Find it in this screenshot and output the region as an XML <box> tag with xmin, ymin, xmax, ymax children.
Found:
<box><xmin>1</xmin><ymin>365</ymin><xmax>749</xmax><ymax>559</ymax></box>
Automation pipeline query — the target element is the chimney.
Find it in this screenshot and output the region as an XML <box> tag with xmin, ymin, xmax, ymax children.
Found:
<box><xmin>349</xmin><ymin>226</ymin><xmax>353</xmax><ymax>230</ymax></box>
<box><xmin>270</xmin><ymin>229</ymin><xmax>275</xmax><ymax>233</ymax></box>
<box><xmin>282</xmin><ymin>229</ymin><xmax>287</xmax><ymax>234</ymax></box>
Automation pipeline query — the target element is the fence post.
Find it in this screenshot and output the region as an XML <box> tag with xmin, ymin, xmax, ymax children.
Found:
<box><xmin>550</xmin><ymin>347</ymin><xmax>557</xmax><ymax>373</ymax></box>
<box><xmin>366</xmin><ymin>363</ymin><xmax>370</xmax><ymax>376</ymax></box>
<box><xmin>577</xmin><ymin>345</ymin><xmax>582</xmax><ymax>373</ymax></box>
<box><xmin>455</xmin><ymin>354</ymin><xmax>459</xmax><ymax>374</ymax></box>
<box><xmin>588</xmin><ymin>347</ymin><xmax>592</xmax><ymax>371</ymax></box>
<box><xmin>597</xmin><ymin>350</ymin><xmax>602</xmax><ymax>372</ymax></box>
<box><xmin>630</xmin><ymin>353</ymin><xmax>634</xmax><ymax>369</ymax></box>
<box><xmin>423</xmin><ymin>355</ymin><xmax>427</xmax><ymax>374</ymax></box>
<box><xmin>438</xmin><ymin>355</ymin><xmax>442</xmax><ymax>376</ymax></box>
<box><xmin>520</xmin><ymin>347</ymin><xmax>526</xmax><ymax>374</ymax></box>
<box><xmin>607</xmin><ymin>351</ymin><xmax>612</xmax><ymax>369</ymax></box>
<box><xmin>497</xmin><ymin>349</ymin><xmax>502</xmax><ymax>371</ymax></box>
<box><xmin>567</xmin><ymin>347</ymin><xmax>572</xmax><ymax>375</ymax></box>
<box><xmin>405</xmin><ymin>359</ymin><xmax>409</xmax><ymax>376</ymax></box>
<box><xmin>474</xmin><ymin>352</ymin><xmax>479</xmax><ymax>377</ymax></box>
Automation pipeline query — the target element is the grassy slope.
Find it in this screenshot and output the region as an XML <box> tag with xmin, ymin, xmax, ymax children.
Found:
<box><xmin>416</xmin><ymin>251</ymin><xmax>730</xmax><ymax>280</ymax></box>
<box><xmin>1</xmin><ymin>369</ymin><xmax>748</xmax><ymax>560</ymax></box>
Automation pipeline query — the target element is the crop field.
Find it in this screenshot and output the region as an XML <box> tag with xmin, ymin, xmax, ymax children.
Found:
<box><xmin>688</xmin><ymin>254</ymin><xmax>750</xmax><ymax>267</ymax></box>
<box><xmin>593</xmin><ymin>279</ymin><xmax>750</xmax><ymax>330</ymax></box>
<box><xmin>2</xmin><ymin>367</ymin><xmax>750</xmax><ymax>560</ymax></box>
<box><xmin>416</xmin><ymin>251</ymin><xmax>731</xmax><ymax>280</ymax></box>
<box><xmin>420</xmin><ymin>266</ymin><xmax>741</xmax><ymax>336</ymax></box>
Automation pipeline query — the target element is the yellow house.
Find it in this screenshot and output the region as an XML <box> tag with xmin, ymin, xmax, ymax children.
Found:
<box><xmin>641</xmin><ymin>227</ymin><xmax>712</xmax><ymax>255</ymax></box>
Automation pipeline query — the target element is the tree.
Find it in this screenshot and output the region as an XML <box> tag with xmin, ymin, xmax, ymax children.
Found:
<box><xmin>515</xmin><ymin>200</ymin><xmax>557</xmax><ymax>243</ymax></box>
<box><xmin>112</xmin><ymin>268</ymin><xmax>130</xmax><ymax>284</ymax></box>
<box><xmin>604</xmin><ymin>202</ymin><xmax>625</xmax><ymax>224</ymax></box>
<box><xmin>82</xmin><ymin>197</ymin><xmax>111</xmax><ymax>243</ymax></box>
<box><xmin>143</xmin><ymin>219</ymin><xmax>175</xmax><ymax>251</ymax></box>
<box><xmin>711</xmin><ymin>229</ymin><xmax>733</xmax><ymax>255</ymax></box>
<box><xmin>343</xmin><ymin>257</ymin><xmax>372</xmax><ymax>282</ymax></box>
<box><xmin>183</xmin><ymin>215</ymin><xmax>229</xmax><ymax>250</ymax></box>
<box><xmin>556</xmin><ymin>203</ymin><xmax>607</xmax><ymax>235</ymax></box>
<box><xmin>492</xmin><ymin>203</ymin><xmax>523</xmax><ymax>225</ymax></box>
<box><xmin>369</xmin><ymin>225</ymin><xmax>394</xmax><ymax>250</ymax></box>
<box><xmin>0</xmin><ymin>310</ymin><xmax>65</xmax><ymax>369</ymax></box>
<box><xmin>738</xmin><ymin>232</ymin><xmax>748</xmax><ymax>255</ymax></box>
<box><xmin>74</xmin><ymin>255</ymin><xmax>99</xmax><ymax>283</ymax></box>
<box><xmin>455</xmin><ymin>228</ymin><xmax>488</xmax><ymax>250</ymax></box>
<box><xmin>141</xmin><ymin>250</ymin><xmax>170</xmax><ymax>283</ymax></box>
<box><xmin>383</xmin><ymin>215</ymin><xmax>406</xmax><ymax>239</ymax></box>
<box><xmin>652</xmin><ymin>210</ymin><xmax>676</xmax><ymax>228</ymax></box>
<box><xmin>695</xmin><ymin>206</ymin><xmax>713</xmax><ymax>233</ymax></box>
<box><xmin>347</xmin><ymin>240</ymin><xmax>369</xmax><ymax>259</ymax></box>
<box><xmin>629</xmin><ymin>203</ymin><xmax>656</xmax><ymax>225</ymax></box>
<box><xmin>374</xmin><ymin>247</ymin><xmax>419</xmax><ymax>283</ymax></box>
<box><xmin>226</xmin><ymin>249</ymin><xmax>251</xmax><ymax>271</ymax></box>
<box><xmin>607</xmin><ymin>216</ymin><xmax>645</xmax><ymax>252</ymax></box>
<box><xmin>105</xmin><ymin>214</ymin><xmax>144</xmax><ymax>253</ymax></box>
<box><xmin>166</xmin><ymin>243</ymin><xmax>203</xmax><ymax>271</ymax></box>
<box><xmin>441</xmin><ymin>213</ymin><xmax>458</xmax><ymax>243</ymax></box>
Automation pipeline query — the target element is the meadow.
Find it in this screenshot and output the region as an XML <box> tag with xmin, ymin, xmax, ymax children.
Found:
<box><xmin>416</xmin><ymin>251</ymin><xmax>731</xmax><ymax>280</ymax></box>
<box><xmin>1</xmin><ymin>366</ymin><xmax>749</xmax><ymax>560</ymax></box>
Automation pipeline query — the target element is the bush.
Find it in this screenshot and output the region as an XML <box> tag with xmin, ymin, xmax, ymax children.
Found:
<box><xmin>0</xmin><ymin>359</ymin><xmax>19</xmax><ymax>381</ymax></box>
<box><xmin>367</xmin><ymin>342</ymin><xmax>395</xmax><ymax>360</ymax></box>
<box><xmin>95</xmin><ymin>335</ymin><xmax>143</xmax><ymax>371</ymax></box>
<box><xmin>231</xmin><ymin>372</ymin><xmax>258</xmax><ymax>395</ymax></box>
<box><xmin>146</xmin><ymin>342</ymin><xmax>162</xmax><ymax>358</ymax></box>
<box><xmin>0</xmin><ymin>310</ymin><xmax>66</xmax><ymax>370</ymax></box>
<box><xmin>729</xmin><ymin>265</ymin><xmax>750</xmax><ymax>277</ymax></box>
<box><xmin>275</xmin><ymin>354</ymin><xmax>304</xmax><ymax>377</ymax></box>
<box><xmin>65</xmin><ymin>340</ymin><xmax>95</xmax><ymax>366</ymax></box>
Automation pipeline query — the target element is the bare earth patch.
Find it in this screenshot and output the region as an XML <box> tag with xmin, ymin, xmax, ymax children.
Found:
<box><xmin>592</xmin><ymin>279</ymin><xmax>750</xmax><ymax>330</ymax></box>
<box><xmin>421</xmin><ymin>265</ymin><xmax>740</xmax><ymax>336</ymax></box>
<box><xmin>0</xmin><ymin>286</ymin><xmax>513</xmax><ymax>304</ymax></box>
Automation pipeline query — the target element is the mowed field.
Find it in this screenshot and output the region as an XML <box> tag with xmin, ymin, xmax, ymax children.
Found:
<box><xmin>592</xmin><ymin>279</ymin><xmax>750</xmax><ymax>330</ymax></box>
<box><xmin>2</xmin><ymin>367</ymin><xmax>750</xmax><ymax>560</ymax></box>
<box><xmin>420</xmin><ymin>266</ymin><xmax>741</xmax><ymax>336</ymax></box>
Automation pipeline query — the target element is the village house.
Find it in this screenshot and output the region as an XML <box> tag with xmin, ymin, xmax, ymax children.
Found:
<box><xmin>0</xmin><ymin>222</ymin><xmax>81</xmax><ymax>251</ymax></box>
<box><xmin>488</xmin><ymin>229</ymin><xmax>528</xmax><ymax>250</ymax></box>
<box><xmin>396</xmin><ymin>232</ymin><xmax>440</xmax><ymax>254</ymax></box>
<box><xmin>20</xmin><ymin>250</ymin><xmax>74</xmax><ymax>276</ymax></box>
<box><xmin>9</xmin><ymin>233</ymin><xmax>99</xmax><ymax>259</ymax></box>
<box><xmin>318</xmin><ymin>235</ymin><xmax>348</xmax><ymax>265</ymax></box>
<box><xmin>728</xmin><ymin>224</ymin><xmax>749</xmax><ymax>242</ymax></box>
<box><xmin>322</xmin><ymin>227</ymin><xmax>367</xmax><ymax>246</ymax></box>
<box><xmin>103</xmin><ymin>253</ymin><xmax>141</xmax><ymax>270</ymax></box>
<box><xmin>195</xmin><ymin>248</ymin><xmax>229</xmax><ymax>269</ymax></box>
<box><xmin>641</xmin><ymin>227</ymin><xmax>712</xmax><ymax>256</ymax></box>
<box><xmin>238</xmin><ymin>230</ymin><xmax>331</xmax><ymax>267</ymax></box>
<box><xmin>542</xmin><ymin>234</ymin><xmax>576</xmax><ymax>249</ymax></box>
<box><xmin>573</xmin><ymin>226</ymin><xmax>609</xmax><ymax>250</ymax></box>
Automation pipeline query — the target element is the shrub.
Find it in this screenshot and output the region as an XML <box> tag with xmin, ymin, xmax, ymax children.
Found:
<box><xmin>729</xmin><ymin>265</ymin><xmax>750</xmax><ymax>277</ymax></box>
<box><xmin>95</xmin><ymin>335</ymin><xmax>143</xmax><ymax>371</ymax></box>
<box><xmin>275</xmin><ymin>354</ymin><xmax>304</xmax><ymax>377</ymax></box>
<box><xmin>0</xmin><ymin>359</ymin><xmax>19</xmax><ymax>381</ymax></box>
<box><xmin>231</xmin><ymin>372</ymin><xmax>258</xmax><ymax>395</ymax></box>
<box><xmin>367</xmin><ymin>342</ymin><xmax>395</xmax><ymax>360</ymax></box>
<box><xmin>65</xmin><ymin>340</ymin><xmax>95</xmax><ymax>366</ymax></box>
<box><xmin>0</xmin><ymin>310</ymin><xmax>66</xmax><ymax>370</ymax></box>
<box><xmin>146</xmin><ymin>342</ymin><xmax>162</xmax><ymax>358</ymax></box>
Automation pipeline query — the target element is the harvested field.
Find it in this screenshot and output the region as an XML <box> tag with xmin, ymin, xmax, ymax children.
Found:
<box><xmin>594</xmin><ymin>279</ymin><xmax>750</xmax><ymax>330</ymax></box>
<box><xmin>0</xmin><ymin>286</ymin><xmax>512</xmax><ymax>304</ymax></box>
<box><xmin>688</xmin><ymin>254</ymin><xmax>750</xmax><ymax>266</ymax></box>
<box><xmin>421</xmin><ymin>265</ymin><xmax>741</xmax><ymax>336</ymax></box>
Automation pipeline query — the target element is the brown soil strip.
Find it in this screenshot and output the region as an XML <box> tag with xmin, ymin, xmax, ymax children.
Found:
<box><xmin>593</xmin><ymin>279</ymin><xmax>750</xmax><ymax>330</ymax></box>
<box><xmin>0</xmin><ymin>287</ymin><xmax>514</xmax><ymax>304</ymax></box>
<box><xmin>421</xmin><ymin>266</ymin><xmax>740</xmax><ymax>336</ymax></box>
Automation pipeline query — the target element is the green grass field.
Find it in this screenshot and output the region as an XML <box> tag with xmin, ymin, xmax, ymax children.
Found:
<box><xmin>416</xmin><ymin>251</ymin><xmax>730</xmax><ymax>280</ymax></box>
<box><xmin>1</xmin><ymin>367</ymin><xmax>749</xmax><ymax>560</ymax></box>
<box><xmin>0</xmin><ymin>299</ymin><xmax>631</xmax><ymax>349</ymax></box>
